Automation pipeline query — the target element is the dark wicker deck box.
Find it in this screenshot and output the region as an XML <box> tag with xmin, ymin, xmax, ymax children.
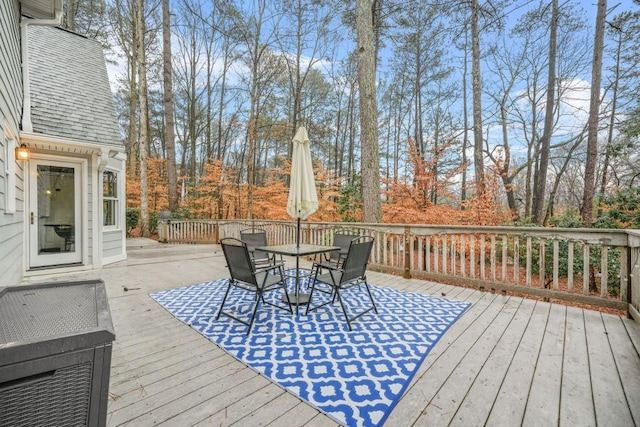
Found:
<box><xmin>0</xmin><ymin>280</ymin><xmax>115</xmax><ymax>426</ymax></box>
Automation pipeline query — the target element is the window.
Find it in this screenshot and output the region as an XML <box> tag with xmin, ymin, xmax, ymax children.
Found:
<box><xmin>3</xmin><ymin>128</ymin><xmax>17</xmax><ymax>214</ymax></box>
<box><xmin>103</xmin><ymin>170</ymin><xmax>118</xmax><ymax>227</ymax></box>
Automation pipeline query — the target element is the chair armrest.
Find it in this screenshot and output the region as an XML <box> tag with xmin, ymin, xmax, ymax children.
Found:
<box><xmin>312</xmin><ymin>261</ymin><xmax>343</xmax><ymax>273</ymax></box>
<box><xmin>255</xmin><ymin>263</ymin><xmax>284</xmax><ymax>274</ymax></box>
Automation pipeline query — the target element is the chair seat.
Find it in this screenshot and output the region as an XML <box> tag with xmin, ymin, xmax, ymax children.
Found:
<box><xmin>255</xmin><ymin>270</ymin><xmax>285</xmax><ymax>289</ymax></box>
<box><xmin>315</xmin><ymin>271</ymin><xmax>342</xmax><ymax>287</ymax></box>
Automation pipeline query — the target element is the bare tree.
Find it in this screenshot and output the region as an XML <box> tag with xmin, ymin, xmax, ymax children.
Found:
<box><xmin>460</xmin><ymin>27</ymin><xmax>469</xmax><ymax>205</ymax></box>
<box><xmin>600</xmin><ymin>10</ymin><xmax>640</xmax><ymax>195</ymax></box>
<box><xmin>235</xmin><ymin>0</ymin><xmax>280</xmax><ymax>217</ymax></box>
<box><xmin>162</xmin><ymin>0</ymin><xmax>178</xmax><ymax>212</ymax></box>
<box><xmin>276</xmin><ymin>0</ymin><xmax>336</xmax><ymax>140</ymax></box>
<box><xmin>136</xmin><ymin>0</ymin><xmax>150</xmax><ymax>236</ymax></box>
<box><xmin>110</xmin><ymin>0</ymin><xmax>138</xmax><ymax>177</ymax></box>
<box><xmin>355</xmin><ymin>0</ymin><xmax>381</xmax><ymax>223</ymax></box>
<box><xmin>485</xmin><ymin>36</ymin><xmax>527</xmax><ymax>220</ymax></box>
<box><xmin>531</xmin><ymin>0</ymin><xmax>558</xmax><ymax>224</ymax></box>
<box><xmin>582</xmin><ymin>0</ymin><xmax>607</xmax><ymax>227</ymax></box>
<box><xmin>471</xmin><ymin>0</ymin><xmax>485</xmax><ymax>196</ymax></box>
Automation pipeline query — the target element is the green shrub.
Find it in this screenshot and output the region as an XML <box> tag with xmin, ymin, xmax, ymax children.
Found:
<box><xmin>126</xmin><ymin>208</ymin><xmax>139</xmax><ymax>236</ymax></box>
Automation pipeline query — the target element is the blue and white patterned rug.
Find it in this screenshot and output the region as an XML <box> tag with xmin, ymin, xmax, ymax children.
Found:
<box><xmin>150</xmin><ymin>273</ymin><xmax>470</xmax><ymax>427</ymax></box>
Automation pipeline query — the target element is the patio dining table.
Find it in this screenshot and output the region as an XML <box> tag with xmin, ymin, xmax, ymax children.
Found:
<box><xmin>256</xmin><ymin>243</ymin><xmax>339</xmax><ymax>314</ymax></box>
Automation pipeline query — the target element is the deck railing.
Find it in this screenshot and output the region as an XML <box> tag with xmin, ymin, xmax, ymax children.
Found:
<box><xmin>158</xmin><ymin>219</ymin><xmax>640</xmax><ymax>317</ymax></box>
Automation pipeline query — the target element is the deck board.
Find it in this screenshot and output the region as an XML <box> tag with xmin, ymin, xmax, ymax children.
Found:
<box><xmin>173</xmin><ymin>380</ymin><xmax>285</xmax><ymax>426</ymax></box>
<box><xmin>485</xmin><ymin>301</ymin><xmax>551</xmax><ymax>426</ymax></box>
<box><xmin>584</xmin><ymin>309</ymin><xmax>636</xmax><ymax>426</ymax></box>
<box><xmin>603</xmin><ymin>315</ymin><xmax>640</xmax><ymax>425</ymax></box>
<box><xmin>419</xmin><ymin>296</ymin><xmax>524</xmax><ymax>425</ymax></box>
<box><xmin>29</xmin><ymin>241</ymin><xmax>640</xmax><ymax>427</ymax></box>
<box><xmin>559</xmin><ymin>307</ymin><xmax>596</xmax><ymax>426</ymax></box>
<box><xmin>523</xmin><ymin>303</ymin><xmax>566</xmax><ymax>425</ymax></box>
<box><xmin>449</xmin><ymin>298</ymin><xmax>536</xmax><ymax>426</ymax></box>
<box><xmin>384</xmin><ymin>292</ymin><xmax>502</xmax><ymax>425</ymax></box>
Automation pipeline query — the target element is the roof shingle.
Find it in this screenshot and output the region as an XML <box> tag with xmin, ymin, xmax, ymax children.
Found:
<box><xmin>27</xmin><ymin>25</ymin><xmax>121</xmax><ymax>146</ymax></box>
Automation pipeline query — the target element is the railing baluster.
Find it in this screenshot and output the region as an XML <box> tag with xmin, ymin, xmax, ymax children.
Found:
<box><xmin>490</xmin><ymin>235</ymin><xmax>496</xmax><ymax>283</ymax></box>
<box><xmin>526</xmin><ymin>236</ymin><xmax>532</xmax><ymax>287</ymax></box>
<box><xmin>434</xmin><ymin>236</ymin><xmax>440</xmax><ymax>274</ymax></box>
<box><xmin>443</xmin><ymin>235</ymin><xmax>448</xmax><ymax>275</ymax></box>
<box><xmin>417</xmin><ymin>236</ymin><xmax>423</xmax><ymax>273</ymax></box>
<box><xmin>514</xmin><ymin>236</ymin><xmax>519</xmax><ymax>286</ymax></box>
<box><xmin>460</xmin><ymin>234</ymin><xmax>466</xmax><ymax>278</ymax></box>
<box><xmin>583</xmin><ymin>243</ymin><xmax>590</xmax><ymax>295</ymax></box>
<box><xmin>620</xmin><ymin>246</ymin><xmax>628</xmax><ymax>302</ymax></box>
<box><xmin>502</xmin><ymin>235</ymin><xmax>507</xmax><ymax>283</ymax></box>
<box><xmin>470</xmin><ymin>234</ymin><xmax>476</xmax><ymax>278</ymax></box>
<box><xmin>424</xmin><ymin>234</ymin><xmax>433</xmax><ymax>273</ymax></box>
<box><xmin>601</xmin><ymin>245</ymin><xmax>608</xmax><ymax>298</ymax></box>
<box><xmin>553</xmin><ymin>239</ymin><xmax>559</xmax><ymax>291</ymax></box>
<box><xmin>567</xmin><ymin>242</ymin><xmax>574</xmax><ymax>292</ymax></box>
<box><xmin>539</xmin><ymin>239</ymin><xmax>546</xmax><ymax>289</ymax></box>
<box><xmin>480</xmin><ymin>234</ymin><xmax>486</xmax><ymax>280</ymax></box>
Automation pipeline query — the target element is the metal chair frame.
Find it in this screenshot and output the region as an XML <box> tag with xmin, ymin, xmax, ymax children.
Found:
<box><xmin>306</xmin><ymin>235</ymin><xmax>377</xmax><ymax>330</ymax></box>
<box><xmin>218</xmin><ymin>238</ymin><xmax>292</xmax><ymax>334</ymax></box>
<box><xmin>239</xmin><ymin>228</ymin><xmax>283</xmax><ymax>269</ymax></box>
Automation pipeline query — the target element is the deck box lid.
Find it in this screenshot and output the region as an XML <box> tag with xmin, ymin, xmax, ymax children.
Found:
<box><xmin>0</xmin><ymin>280</ymin><xmax>115</xmax><ymax>367</ymax></box>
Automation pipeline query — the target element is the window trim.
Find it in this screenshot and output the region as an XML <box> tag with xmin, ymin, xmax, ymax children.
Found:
<box><xmin>103</xmin><ymin>169</ymin><xmax>118</xmax><ymax>229</ymax></box>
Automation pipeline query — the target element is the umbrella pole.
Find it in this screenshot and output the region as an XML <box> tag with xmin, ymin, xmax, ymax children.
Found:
<box><xmin>296</xmin><ymin>217</ymin><xmax>301</xmax><ymax>248</ymax></box>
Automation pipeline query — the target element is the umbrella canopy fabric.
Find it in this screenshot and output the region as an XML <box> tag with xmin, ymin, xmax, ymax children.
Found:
<box><xmin>287</xmin><ymin>127</ymin><xmax>318</xmax><ymax>220</ymax></box>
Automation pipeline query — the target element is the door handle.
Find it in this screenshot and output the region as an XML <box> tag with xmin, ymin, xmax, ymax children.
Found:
<box><xmin>31</xmin><ymin>212</ymin><xmax>34</xmax><ymax>224</ymax></box>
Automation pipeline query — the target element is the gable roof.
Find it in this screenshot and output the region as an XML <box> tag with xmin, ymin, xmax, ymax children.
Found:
<box><xmin>27</xmin><ymin>25</ymin><xmax>121</xmax><ymax>146</ymax></box>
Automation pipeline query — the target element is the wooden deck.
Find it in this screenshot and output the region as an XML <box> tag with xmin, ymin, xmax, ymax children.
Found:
<box><xmin>34</xmin><ymin>239</ymin><xmax>640</xmax><ymax>426</ymax></box>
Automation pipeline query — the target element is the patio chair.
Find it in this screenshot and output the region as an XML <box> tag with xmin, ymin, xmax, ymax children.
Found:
<box><xmin>305</xmin><ymin>235</ymin><xmax>377</xmax><ymax>331</ymax></box>
<box><xmin>328</xmin><ymin>232</ymin><xmax>360</xmax><ymax>266</ymax></box>
<box><xmin>218</xmin><ymin>238</ymin><xmax>292</xmax><ymax>334</ymax></box>
<box><xmin>240</xmin><ymin>228</ymin><xmax>283</xmax><ymax>269</ymax></box>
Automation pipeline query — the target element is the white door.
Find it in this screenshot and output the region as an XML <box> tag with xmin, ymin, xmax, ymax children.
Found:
<box><xmin>29</xmin><ymin>158</ymin><xmax>82</xmax><ymax>267</ymax></box>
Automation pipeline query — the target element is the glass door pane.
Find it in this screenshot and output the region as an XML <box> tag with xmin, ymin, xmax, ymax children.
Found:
<box><xmin>30</xmin><ymin>160</ymin><xmax>82</xmax><ymax>267</ymax></box>
<box><xmin>38</xmin><ymin>165</ymin><xmax>76</xmax><ymax>254</ymax></box>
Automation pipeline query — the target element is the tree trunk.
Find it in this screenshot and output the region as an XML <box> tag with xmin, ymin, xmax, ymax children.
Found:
<box><xmin>582</xmin><ymin>0</ymin><xmax>607</xmax><ymax>227</ymax></box>
<box><xmin>461</xmin><ymin>28</ymin><xmax>469</xmax><ymax>206</ymax></box>
<box><xmin>471</xmin><ymin>0</ymin><xmax>485</xmax><ymax>196</ymax></box>
<box><xmin>128</xmin><ymin>41</ymin><xmax>138</xmax><ymax>178</ymax></box>
<box><xmin>162</xmin><ymin>0</ymin><xmax>178</xmax><ymax>212</ymax></box>
<box><xmin>532</xmin><ymin>0</ymin><xmax>558</xmax><ymax>224</ymax></box>
<box><xmin>355</xmin><ymin>0</ymin><xmax>381</xmax><ymax>223</ymax></box>
<box><xmin>136</xmin><ymin>0</ymin><xmax>150</xmax><ymax>237</ymax></box>
<box><xmin>600</xmin><ymin>22</ymin><xmax>623</xmax><ymax>197</ymax></box>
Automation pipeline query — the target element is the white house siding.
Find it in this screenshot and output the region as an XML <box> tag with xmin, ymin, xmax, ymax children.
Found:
<box><xmin>103</xmin><ymin>231</ymin><xmax>125</xmax><ymax>262</ymax></box>
<box><xmin>0</xmin><ymin>1</ymin><xmax>25</xmax><ymax>287</ymax></box>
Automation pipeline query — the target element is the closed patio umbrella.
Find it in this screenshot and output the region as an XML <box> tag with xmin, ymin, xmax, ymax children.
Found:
<box><xmin>287</xmin><ymin>126</ymin><xmax>318</xmax><ymax>247</ymax></box>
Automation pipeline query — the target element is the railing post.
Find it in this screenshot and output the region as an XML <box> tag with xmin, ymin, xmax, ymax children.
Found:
<box><xmin>628</xmin><ymin>231</ymin><xmax>640</xmax><ymax>320</ymax></box>
<box><xmin>158</xmin><ymin>219</ymin><xmax>168</xmax><ymax>243</ymax></box>
<box><xmin>404</xmin><ymin>225</ymin><xmax>411</xmax><ymax>279</ymax></box>
<box><xmin>214</xmin><ymin>221</ymin><xmax>220</xmax><ymax>244</ymax></box>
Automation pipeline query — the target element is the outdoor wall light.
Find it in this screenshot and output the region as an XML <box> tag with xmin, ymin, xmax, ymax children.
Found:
<box><xmin>15</xmin><ymin>143</ymin><xmax>30</xmax><ymax>161</ymax></box>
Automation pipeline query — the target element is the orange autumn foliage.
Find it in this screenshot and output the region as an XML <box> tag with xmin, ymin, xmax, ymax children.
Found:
<box><xmin>126</xmin><ymin>158</ymin><xmax>169</xmax><ymax>212</ymax></box>
<box><xmin>126</xmin><ymin>148</ymin><xmax>513</xmax><ymax>227</ymax></box>
<box><xmin>380</xmin><ymin>137</ymin><xmax>512</xmax><ymax>226</ymax></box>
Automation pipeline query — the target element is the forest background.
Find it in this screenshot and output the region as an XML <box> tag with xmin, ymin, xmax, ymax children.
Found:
<box><xmin>61</xmin><ymin>0</ymin><xmax>640</xmax><ymax>235</ymax></box>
